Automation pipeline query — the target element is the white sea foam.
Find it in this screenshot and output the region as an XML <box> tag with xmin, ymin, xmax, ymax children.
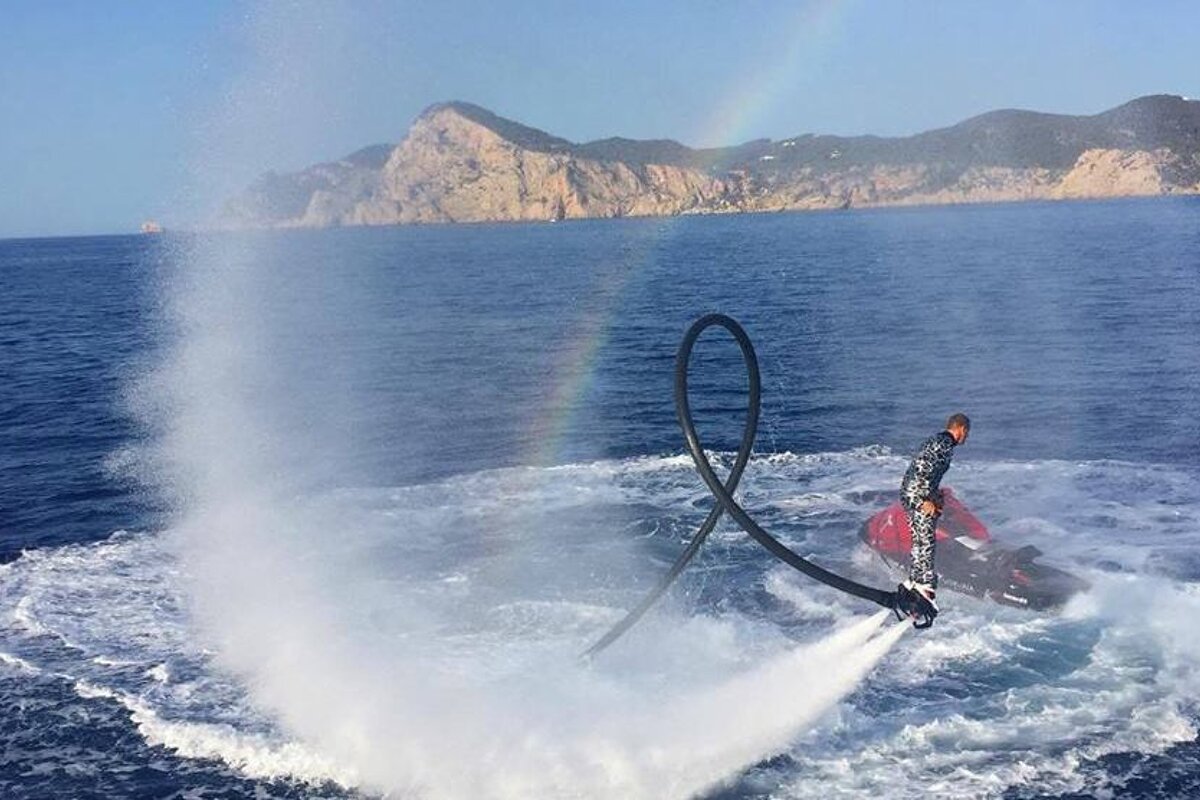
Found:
<box><xmin>0</xmin><ymin>650</ymin><xmax>40</xmax><ymax>674</ymax></box>
<box><xmin>163</xmin><ymin>484</ymin><xmax>910</xmax><ymax>798</ymax></box>
<box><xmin>74</xmin><ymin>679</ymin><xmax>356</xmax><ymax>786</ymax></box>
<box><xmin>0</xmin><ymin>454</ymin><xmax>1197</xmax><ymax>796</ymax></box>
<box><xmin>12</xmin><ymin>596</ymin><xmax>48</xmax><ymax>636</ymax></box>
<box><xmin>145</xmin><ymin>663</ymin><xmax>171</xmax><ymax>683</ymax></box>
<box><xmin>773</xmin><ymin>543</ymin><xmax>1200</xmax><ymax>798</ymax></box>
<box><xmin>164</xmin><ymin>455</ymin><xmax>1199</xmax><ymax>797</ymax></box>
<box><xmin>763</xmin><ymin>568</ymin><xmax>855</xmax><ymax>621</ymax></box>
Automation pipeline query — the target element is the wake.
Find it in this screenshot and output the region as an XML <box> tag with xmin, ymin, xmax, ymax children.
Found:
<box><xmin>168</xmin><ymin>483</ymin><xmax>907</xmax><ymax>799</ymax></box>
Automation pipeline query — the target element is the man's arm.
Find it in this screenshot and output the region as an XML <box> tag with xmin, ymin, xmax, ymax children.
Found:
<box><xmin>902</xmin><ymin>436</ymin><xmax>950</xmax><ymax>514</ymax></box>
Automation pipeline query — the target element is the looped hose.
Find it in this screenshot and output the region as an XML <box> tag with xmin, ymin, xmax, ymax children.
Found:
<box><xmin>585</xmin><ymin>314</ymin><xmax>898</xmax><ymax>657</ymax></box>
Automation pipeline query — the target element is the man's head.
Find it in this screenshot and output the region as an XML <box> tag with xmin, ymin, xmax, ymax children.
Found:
<box><xmin>946</xmin><ymin>412</ymin><xmax>970</xmax><ymax>444</ymax></box>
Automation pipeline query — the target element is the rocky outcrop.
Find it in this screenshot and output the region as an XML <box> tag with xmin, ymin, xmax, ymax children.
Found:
<box><xmin>364</xmin><ymin>106</ymin><xmax>736</xmax><ymax>223</ymax></box>
<box><xmin>225</xmin><ymin>96</ymin><xmax>1200</xmax><ymax>228</ymax></box>
<box><xmin>1053</xmin><ymin>148</ymin><xmax>1173</xmax><ymax>198</ymax></box>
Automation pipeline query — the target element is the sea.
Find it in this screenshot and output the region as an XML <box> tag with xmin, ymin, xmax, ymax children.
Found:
<box><xmin>1</xmin><ymin>198</ymin><xmax>1199</xmax><ymax>799</ymax></box>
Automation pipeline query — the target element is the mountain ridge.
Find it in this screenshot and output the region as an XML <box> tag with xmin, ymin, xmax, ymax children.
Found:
<box><xmin>224</xmin><ymin>95</ymin><xmax>1200</xmax><ymax>227</ymax></box>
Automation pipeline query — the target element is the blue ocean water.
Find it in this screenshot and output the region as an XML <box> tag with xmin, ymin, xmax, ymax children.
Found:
<box><xmin>1</xmin><ymin>198</ymin><xmax>1199</xmax><ymax>798</ymax></box>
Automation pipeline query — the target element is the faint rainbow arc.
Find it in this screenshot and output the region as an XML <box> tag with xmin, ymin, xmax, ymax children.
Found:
<box><xmin>521</xmin><ymin>230</ymin><xmax>658</xmax><ymax>468</ymax></box>
<box><xmin>521</xmin><ymin>0</ymin><xmax>855</xmax><ymax>467</ymax></box>
<box><xmin>696</xmin><ymin>0</ymin><xmax>853</xmax><ymax>150</ymax></box>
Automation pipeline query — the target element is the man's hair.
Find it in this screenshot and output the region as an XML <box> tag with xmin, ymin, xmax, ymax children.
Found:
<box><xmin>946</xmin><ymin>412</ymin><xmax>971</xmax><ymax>431</ymax></box>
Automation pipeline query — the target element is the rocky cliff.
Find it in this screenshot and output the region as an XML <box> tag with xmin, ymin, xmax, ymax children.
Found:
<box><xmin>225</xmin><ymin>95</ymin><xmax>1200</xmax><ymax>227</ymax></box>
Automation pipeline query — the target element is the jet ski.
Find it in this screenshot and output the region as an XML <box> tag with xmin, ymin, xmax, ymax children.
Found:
<box><xmin>859</xmin><ymin>487</ymin><xmax>1089</xmax><ymax>611</ymax></box>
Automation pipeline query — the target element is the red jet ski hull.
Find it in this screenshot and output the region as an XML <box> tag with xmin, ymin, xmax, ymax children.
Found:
<box><xmin>860</xmin><ymin>488</ymin><xmax>1088</xmax><ymax>611</ymax></box>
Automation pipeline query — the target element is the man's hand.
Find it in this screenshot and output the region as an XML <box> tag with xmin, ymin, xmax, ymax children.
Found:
<box><xmin>919</xmin><ymin>498</ymin><xmax>941</xmax><ymax>517</ymax></box>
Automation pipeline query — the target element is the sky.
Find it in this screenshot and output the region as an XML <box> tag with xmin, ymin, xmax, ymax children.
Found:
<box><xmin>1</xmin><ymin>0</ymin><xmax>1197</xmax><ymax>238</ymax></box>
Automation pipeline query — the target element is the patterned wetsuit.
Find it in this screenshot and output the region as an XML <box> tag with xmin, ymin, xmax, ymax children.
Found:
<box><xmin>899</xmin><ymin>430</ymin><xmax>957</xmax><ymax>588</ymax></box>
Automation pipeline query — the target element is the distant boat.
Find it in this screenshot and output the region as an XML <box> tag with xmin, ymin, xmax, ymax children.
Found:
<box><xmin>140</xmin><ymin>220</ymin><xmax>163</xmax><ymax>234</ymax></box>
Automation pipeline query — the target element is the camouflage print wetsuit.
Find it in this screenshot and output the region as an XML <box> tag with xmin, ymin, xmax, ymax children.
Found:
<box><xmin>899</xmin><ymin>430</ymin><xmax>958</xmax><ymax>588</ymax></box>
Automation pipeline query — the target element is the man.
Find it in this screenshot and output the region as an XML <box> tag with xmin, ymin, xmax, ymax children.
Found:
<box><xmin>898</xmin><ymin>413</ymin><xmax>970</xmax><ymax>623</ymax></box>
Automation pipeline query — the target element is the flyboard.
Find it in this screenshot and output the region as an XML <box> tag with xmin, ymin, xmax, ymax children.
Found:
<box><xmin>586</xmin><ymin>314</ymin><xmax>933</xmax><ymax>658</ymax></box>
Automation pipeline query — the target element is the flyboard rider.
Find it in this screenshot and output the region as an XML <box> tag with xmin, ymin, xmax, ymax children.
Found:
<box><xmin>898</xmin><ymin>412</ymin><xmax>971</xmax><ymax>622</ymax></box>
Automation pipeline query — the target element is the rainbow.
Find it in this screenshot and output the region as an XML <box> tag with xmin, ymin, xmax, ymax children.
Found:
<box><xmin>695</xmin><ymin>0</ymin><xmax>854</xmax><ymax>150</ymax></box>
<box><xmin>523</xmin><ymin>0</ymin><xmax>854</xmax><ymax>467</ymax></box>
<box><xmin>521</xmin><ymin>222</ymin><xmax>665</xmax><ymax>467</ymax></box>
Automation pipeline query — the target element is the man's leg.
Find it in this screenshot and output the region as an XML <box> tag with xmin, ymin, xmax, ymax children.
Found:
<box><xmin>907</xmin><ymin>507</ymin><xmax>938</xmax><ymax>590</ymax></box>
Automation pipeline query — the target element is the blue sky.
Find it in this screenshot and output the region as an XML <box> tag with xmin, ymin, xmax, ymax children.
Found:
<box><xmin>2</xmin><ymin>1</ymin><xmax>1197</xmax><ymax>238</ymax></box>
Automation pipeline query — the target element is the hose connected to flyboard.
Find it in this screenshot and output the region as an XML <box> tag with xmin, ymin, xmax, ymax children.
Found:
<box><xmin>585</xmin><ymin>313</ymin><xmax>897</xmax><ymax>657</ymax></box>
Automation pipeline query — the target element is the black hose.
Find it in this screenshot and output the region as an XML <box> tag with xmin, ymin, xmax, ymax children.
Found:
<box><xmin>583</xmin><ymin>314</ymin><xmax>760</xmax><ymax>657</ymax></box>
<box><xmin>585</xmin><ymin>313</ymin><xmax>896</xmax><ymax>657</ymax></box>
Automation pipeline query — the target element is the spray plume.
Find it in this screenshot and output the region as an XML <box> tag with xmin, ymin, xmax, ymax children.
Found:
<box><xmin>138</xmin><ymin>4</ymin><xmax>911</xmax><ymax>796</ymax></box>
